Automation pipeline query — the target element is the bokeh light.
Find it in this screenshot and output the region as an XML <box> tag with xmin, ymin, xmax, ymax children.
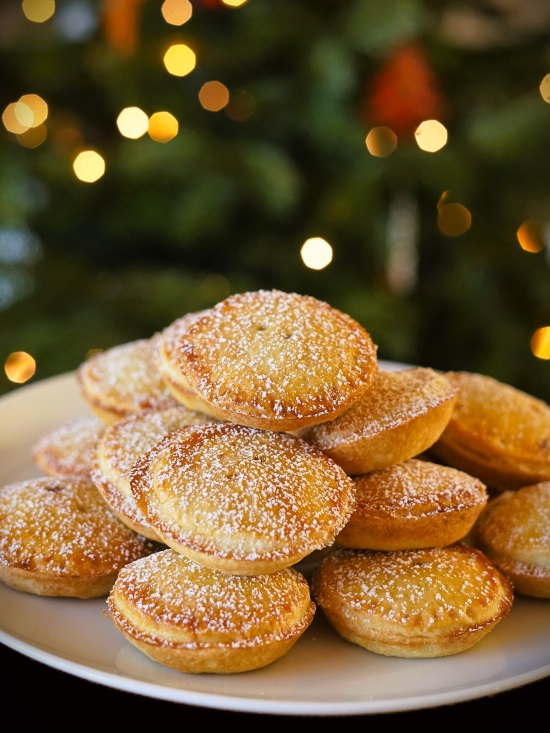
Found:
<box><xmin>17</xmin><ymin>123</ymin><xmax>47</xmax><ymax>148</ymax></box>
<box><xmin>163</xmin><ymin>43</ymin><xmax>196</xmax><ymax>77</ymax></box>
<box><xmin>300</xmin><ymin>237</ymin><xmax>333</xmax><ymax>270</ymax></box>
<box><xmin>415</xmin><ymin>119</ymin><xmax>448</xmax><ymax>152</ymax></box>
<box><xmin>73</xmin><ymin>150</ymin><xmax>106</xmax><ymax>183</ymax></box>
<box><xmin>0</xmin><ymin>227</ymin><xmax>41</xmax><ymax>265</ymax></box>
<box><xmin>148</xmin><ymin>111</ymin><xmax>179</xmax><ymax>142</ymax></box>
<box><xmin>539</xmin><ymin>74</ymin><xmax>550</xmax><ymax>103</ymax></box>
<box><xmin>55</xmin><ymin>1</ymin><xmax>97</xmax><ymax>41</ymax></box>
<box><xmin>199</xmin><ymin>81</ymin><xmax>230</xmax><ymax>112</ymax></box>
<box><xmin>14</xmin><ymin>101</ymin><xmax>34</xmax><ymax>129</ymax></box>
<box><xmin>3</xmin><ymin>93</ymin><xmax>49</xmax><ymax>143</ymax></box>
<box><xmin>22</xmin><ymin>0</ymin><xmax>55</xmax><ymax>23</ymax></box>
<box><xmin>222</xmin><ymin>0</ymin><xmax>249</xmax><ymax>6</ymax></box>
<box><xmin>517</xmin><ymin>220</ymin><xmax>545</xmax><ymax>253</ymax></box>
<box><xmin>531</xmin><ymin>327</ymin><xmax>550</xmax><ymax>360</ymax></box>
<box><xmin>116</xmin><ymin>106</ymin><xmax>149</xmax><ymax>139</ymax></box>
<box><xmin>18</xmin><ymin>94</ymin><xmax>48</xmax><ymax>127</ymax></box>
<box><xmin>437</xmin><ymin>203</ymin><xmax>472</xmax><ymax>236</ymax></box>
<box><xmin>365</xmin><ymin>126</ymin><xmax>398</xmax><ymax>157</ymax></box>
<box><xmin>2</xmin><ymin>103</ymin><xmax>30</xmax><ymax>134</ymax></box>
<box><xmin>5</xmin><ymin>351</ymin><xmax>36</xmax><ymax>383</ymax></box>
<box><xmin>161</xmin><ymin>0</ymin><xmax>193</xmax><ymax>26</ymax></box>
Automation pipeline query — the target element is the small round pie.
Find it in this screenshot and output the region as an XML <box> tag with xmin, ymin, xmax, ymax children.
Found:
<box><xmin>76</xmin><ymin>336</ymin><xmax>178</xmax><ymax>424</ymax></box>
<box><xmin>430</xmin><ymin>371</ymin><xmax>550</xmax><ymax>492</ymax></box>
<box><xmin>311</xmin><ymin>543</ymin><xmax>514</xmax><ymax>658</ymax></box>
<box><xmin>130</xmin><ymin>421</ymin><xmax>357</xmax><ymax>575</ymax></box>
<box><xmin>32</xmin><ymin>414</ymin><xmax>106</xmax><ymax>478</ymax></box>
<box><xmin>156</xmin><ymin>311</ymin><xmax>214</xmax><ymax>413</ymax></box>
<box><xmin>172</xmin><ymin>289</ymin><xmax>379</xmax><ymax>432</ymax></box>
<box><xmin>336</xmin><ymin>458</ymin><xmax>488</xmax><ymax>550</ymax></box>
<box><xmin>91</xmin><ymin>404</ymin><xmax>216</xmax><ymax>540</ymax></box>
<box><xmin>300</xmin><ymin>367</ymin><xmax>457</xmax><ymax>475</ymax></box>
<box><xmin>472</xmin><ymin>481</ymin><xmax>550</xmax><ymax>598</ymax></box>
<box><xmin>106</xmin><ymin>548</ymin><xmax>316</xmax><ymax>674</ymax></box>
<box><xmin>0</xmin><ymin>476</ymin><xmax>160</xmax><ymax>598</ymax></box>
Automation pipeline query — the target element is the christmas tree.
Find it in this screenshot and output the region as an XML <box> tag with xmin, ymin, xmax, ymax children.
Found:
<box><xmin>1</xmin><ymin>0</ymin><xmax>549</xmax><ymax>400</ymax></box>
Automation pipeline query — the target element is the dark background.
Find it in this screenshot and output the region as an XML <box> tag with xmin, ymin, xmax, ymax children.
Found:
<box><xmin>1</xmin><ymin>0</ymin><xmax>549</xmax><ymax>401</ymax></box>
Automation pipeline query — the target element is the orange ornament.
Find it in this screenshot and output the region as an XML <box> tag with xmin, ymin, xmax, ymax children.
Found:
<box><xmin>362</xmin><ymin>42</ymin><xmax>448</xmax><ymax>138</ymax></box>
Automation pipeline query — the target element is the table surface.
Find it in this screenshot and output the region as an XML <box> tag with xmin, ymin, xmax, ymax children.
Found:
<box><xmin>3</xmin><ymin>643</ymin><xmax>546</xmax><ymax>723</ymax></box>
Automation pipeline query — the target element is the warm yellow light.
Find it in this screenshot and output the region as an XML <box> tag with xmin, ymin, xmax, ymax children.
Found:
<box><xmin>300</xmin><ymin>237</ymin><xmax>333</xmax><ymax>270</ymax></box>
<box><xmin>222</xmin><ymin>0</ymin><xmax>249</xmax><ymax>6</ymax></box>
<box><xmin>199</xmin><ymin>81</ymin><xmax>230</xmax><ymax>112</ymax></box>
<box><xmin>415</xmin><ymin>119</ymin><xmax>448</xmax><ymax>152</ymax></box>
<box><xmin>365</xmin><ymin>126</ymin><xmax>398</xmax><ymax>157</ymax></box>
<box><xmin>5</xmin><ymin>351</ymin><xmax>36</xmax><ymax>384</ymax></box>
<box><xmin>116</xmin><ymin>106</ymin><xmax>149</xmax><ymax>139</ymax></box>
<box><xmin>148</xmin><ymin>111</ymin><xmax>179</xmax><ymax>142</ymax></box>
<box><xmin>22</xmin><ymin>0</ymin><xmax>55</xmax><ymax>23</ymax></box>
<box><xmin>163</xmin><ymin>43</ymin><xmax>196</xmax><ymax>77</ymax></box>
<box><xmin>517</xmin><ymin>220</ymin><xmax>545</xmax><ymax>253</ymax></box>
<box><xmin>437</xmin><ymin>203</ymin><xmax>472</xmax><ymax>237</ymax></box>
<box><xmin>14</xmin><ymin>101</ymin><xmax>34</xmax><ymax>129</ymax></box>
<box><xmin>531</xmin><ymin>326</ymin><xmax>550</xmax><ymax>360</ymax></box>
<box><xmin>2</xmin><ymin>103</ymin><xmax>29</xmax><ymax>134</ymax></box>
<box><xmin>73</xmin><ymin>150</ymin><xmax>106</xmax><ymax>183</ymax></box>
<box><xmin>18</xmin><ymin>94</ymin><xmax>48</xmax><ymax>127</ymax></box>
<box><xmin>539</xmin><ymin>74</ymin><xmax>550</xmax><ymax>103</ymax></box>
<box><xmin>161</xmin><ymin>0</ymin><xmax>192</xmax><ymax>26</ymax></box>
<box><xmin>17</xmin><ymin>123</ymin><xmax>47</xmax><ymax>148</ymax></box>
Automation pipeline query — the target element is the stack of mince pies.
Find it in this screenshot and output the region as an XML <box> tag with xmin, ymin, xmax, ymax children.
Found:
<box><xmin>1</xmin><ymin>289</ymin><xmax>548</xmax><ymax>675</ymax></box>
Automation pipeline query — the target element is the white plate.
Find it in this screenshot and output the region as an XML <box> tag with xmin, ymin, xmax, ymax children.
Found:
<box><xmin>0</xmin><ymin>366</ymin><xmax>549</xmax><ymax>716</ymax></box>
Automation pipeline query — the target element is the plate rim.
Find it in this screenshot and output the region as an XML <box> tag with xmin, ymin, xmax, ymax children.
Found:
<box><xmin>0</xmin><ymin>366</ymin><xmax>549</xmax><ymax>716</ymax></box>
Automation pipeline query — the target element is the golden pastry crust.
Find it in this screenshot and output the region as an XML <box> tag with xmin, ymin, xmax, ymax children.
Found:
<box><xmin>156</xmin><ymin>311</ymin><xmax>217</xmax><ymax>414</ymax></box>
<box><xmin>311</xmin><ymin>543</ymin><xmax>514</xmax><ymax>658</ymax></box>
<box><xmin>299</xmin><ymin>367</ymin><xmax>457</xmax><ymax>475</ymax></box>
<box><xmin>76</xmin><ymin>336</ymin><xmax>179</xmax><ymax>424</ymax></box>
<box><xmin>106</xmin><ymin>548</ymin><xmax>316</xmax><ymax>674</ymax></box>
<box><xmin>172</xmin><ymin>290</ymin><xmax>378</xmax><ymax>431</ymax></box>
<box><xmin>32</xmin><ymin>415</ymin><xmax>106</xmax><ymax>478</ymax></box>
<box><xmin>430</xmin><ymin>371</ymin><xmax>550</xmax><ymax>492</ymax></box>
<box><xmin>91</xmin><ymin>405</ymin><xmax>216</xmax><ymax>540</ymax></box>
<box><xmin>472</xmin><ymin>482</ymin><xmax>550</xmax><ymax>598</ymax></box>
<box><xmin>130</xmin><ymin>421</ymin><xmax>357</xmax><ymax>575</ymax></box>
<box><xmin>0</xmin><ymin>476</ymin><xmax>160</xmax><ymax>598</ymax></box>
<box><xmin>336</xmin><ymin>458</ymin><xmax>488</xmax><ymax>550</ymax></box>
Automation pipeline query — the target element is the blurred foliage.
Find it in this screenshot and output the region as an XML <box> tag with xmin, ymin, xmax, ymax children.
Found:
<box><xmin>0</xmin><ymin>0</ymin><xmax>549</xmax><ymax>401</ymax></box>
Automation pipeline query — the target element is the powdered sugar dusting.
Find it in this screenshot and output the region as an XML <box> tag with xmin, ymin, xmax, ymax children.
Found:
<box><xmin>99</xmin><ymin>405</ymin><xmax>216</xmax><ymax>485</ymax></box>
<box><xmin>445</xmin><ymin>372</ymin><xmax>550</xmax><ymax>457</ymax></box>
<box><xmin>0</xmin><ymin>477</ymin><xmax>158</xmax><ymax>576</ymax></box>
<box><xmin>353</xmin><ymin>459</ymin><xmax>487</xmax><ymax>518</ymax></box>
<box><xmin>313</xmin><ymin>545</ymin><xmax>512</xmax><ymax>629</ymax></box>
<box><xmin>130</xmin><ymin>422</ymin><xmax>356</xmax><ymax>562</ymax></box>
<box><xmin>302</xmin><ymin>367</ymin><xmax>457</xmax><ymax>450</ymax></box>
<box><xmin>91</xmin><ymin>406</ymin><xmax>217</xmax><ymax>538</ymax></box>
<box><xmin>160</xmin><ymin>311</ymin><xmax>207</xmax><ymax>365</ymax></box>
<box><xmin>175</xmin><ymin>290</ymin><xmax>378</xmax><ymax>425</ymax></box>
<box><xmin>110</xmin><ymin>549</ymin><xmax>313</xmax><ymax>645</ymax></box>
<box><xmin>475</xmin><ymin>482</ymin><xmax>550</xmax><ymax>567</ymax></box>
<box><xmin>77</xmin><ymin>336</ymin><xmax>179</xmax><ymax>416</ymax></box>
<box><xmin>32</xmin><ymin>415</ymin><xmax>106</xmax><ymax>478</ymax></box>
